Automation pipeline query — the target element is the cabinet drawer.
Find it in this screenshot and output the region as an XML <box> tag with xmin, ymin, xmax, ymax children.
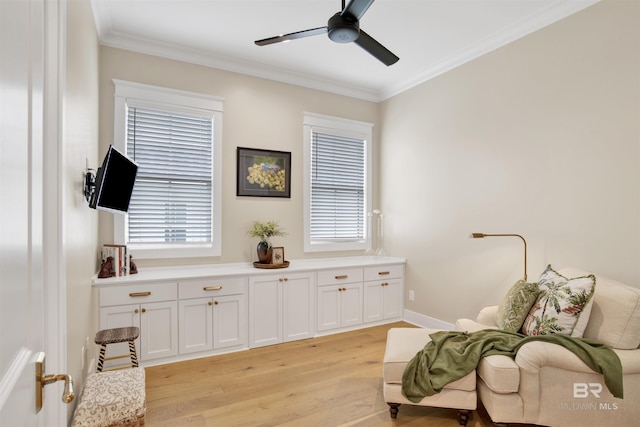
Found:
<box><xmin>364</xmin><ymin>265</ymin><xmax>404</xmax><ymax>281</ymax></box>
<box><xmin>317</xmin><ymin>268</ymin><xmax>363</xmax><ymax>286</ymax></box>
<box><xmin>100</xmin><ymin>282</ymin><xmax>177</xmax><ymax>307</ymax></box>
<box><xmin>179</xmin><ymin>276</ymin><xmax>246</xmax><ymax>299</ymax></box>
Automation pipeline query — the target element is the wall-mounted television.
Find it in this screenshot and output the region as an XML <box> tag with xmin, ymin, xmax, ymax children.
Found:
<box><xmin>89</xmin><ymin>145</ymin><xmax>138</xmax><ymax>214</ymax></box>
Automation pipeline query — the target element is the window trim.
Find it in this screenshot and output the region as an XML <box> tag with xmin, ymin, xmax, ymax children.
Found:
<box><xmin>303</xmin><ymin>112</ymin><xmax>373</xmax><ymax>253</ymax></box>
<box><xmin>112</xmin><ymin>79</ymin><xmax>223</xmax><ymax>259</ymax></box>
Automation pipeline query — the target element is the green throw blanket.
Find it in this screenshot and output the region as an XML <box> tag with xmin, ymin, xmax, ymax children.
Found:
<box><xmin>402</xmin><ymin>329</ymin><xmax>623</xmax><ymax>403</ymax></box>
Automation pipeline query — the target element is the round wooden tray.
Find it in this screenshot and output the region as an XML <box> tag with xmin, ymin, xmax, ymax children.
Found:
<box><xmin>253</xmin><ymin>261</ymin><xmax>290</xmax><ymax>269</ymax></box>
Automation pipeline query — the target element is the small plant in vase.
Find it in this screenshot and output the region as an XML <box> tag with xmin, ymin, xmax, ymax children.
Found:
<box><xmin>247</xmin><ymin>221</ymin><xmax>286</xmax><ymax>264</ymax></box>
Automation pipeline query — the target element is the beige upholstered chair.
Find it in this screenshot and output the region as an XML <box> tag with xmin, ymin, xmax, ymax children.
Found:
<box><xmin>456</xmin><ymin>268</ymin><xmax>640</xmax><ymax>427</ymax></box>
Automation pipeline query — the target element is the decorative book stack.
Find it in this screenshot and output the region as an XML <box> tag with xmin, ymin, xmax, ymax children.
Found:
<box><xmin>100</xmin><ymin>244</ymin><xmax>133</xmax><ymax>278</ymax></box>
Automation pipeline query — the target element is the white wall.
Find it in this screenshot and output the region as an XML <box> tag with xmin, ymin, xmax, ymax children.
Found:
<box><xmin>90</xmin><ymin>0</ymin><xmax>638</xmax><ymax>329</ymax></box>
<box><xmin>380</xmin><ymin>0</ymin><xmax>640</xmax><ymax>324</ymax></box>
<box><xmin>65</xmin><ymin>0</ymin><xmax>100</xmax><ymax>414</ymax></box>
<box><xmin>97</xmin><ymin>47</ymin><xmax>381</xmax><ymax>268</ymax></box>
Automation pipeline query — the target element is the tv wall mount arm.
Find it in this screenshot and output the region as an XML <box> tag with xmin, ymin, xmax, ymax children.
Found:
<box><xmin>84</xmin><ymin>158</ymin><xmax>96</xmax><ymax>202</ymax></box>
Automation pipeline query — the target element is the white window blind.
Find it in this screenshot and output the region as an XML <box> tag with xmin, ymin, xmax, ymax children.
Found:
<box><xmin>126</xmin><ymin>106</ymin><xmax>213</xmax><ymax>244</ymax></box>
<box><xmin>310</xmin><ymin>131</ymin><xmax>366</xmax><ymax>241</ymax></box>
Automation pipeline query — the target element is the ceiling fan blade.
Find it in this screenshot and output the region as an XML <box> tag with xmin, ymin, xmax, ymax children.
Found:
<box><xmin>354</xmin><ymin>29</ymin><xmax>399</xmax><ymax>66</ymax></box>
<box><xmin>255</xmin><ymin>27</ymin><xmax>328</xmax><ymax>46</ymax></box>
<box><xmin>341</xmin><ymin>0</ymin><xmax>375</xmax><ymax>21</ymax></box>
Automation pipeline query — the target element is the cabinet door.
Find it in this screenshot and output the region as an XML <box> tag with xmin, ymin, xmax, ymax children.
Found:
<box><xmin>99</xmin><ymin>304</ymin><xmax>141</xmax><ymax>370</ymax></box>
<box><xmin>282</xmin><ymin>273</ymin><xmax>315</xmax><ymax>342</ymax></box>
<box><xmin>213</xmin><ymin>294</ymin><xmax>247</xmax><ymax>350</ymax></box>
<box><xmin>140</xmin><ymin>300</ymin><xmax>178</xmax><ymax>361</ymax></box>
<box><xmin>179</xmin><ymin>298</ymin><xmax>213</xmax><ymax>355</ymax></box>
<box><xmin>249</xmin><ymin>275</ymin><xmax>282</xmax><ymax>348</ymax></box>
<box><xmin>383</xmin><ymin>278</ymin><xmax>403</xmax><ymax>319</ymax></box>
<box><xmin>317</xmin><ymin>285</ymin><xmax>341</xmax><ymax>332</ymax></box>
<box><xmin>363</xmin><ymin>280</ymin><xmax>384</xmax><ymax>323</ymax></box>
<box><xmin>317</xmin><ymin>283</ymin><xmax>362</xmax><ymax>331</ymax></box>
<box><xmin>341</xmin><ymin>283</ymin><xmax>363</xmax><ymax>327</ymax></box>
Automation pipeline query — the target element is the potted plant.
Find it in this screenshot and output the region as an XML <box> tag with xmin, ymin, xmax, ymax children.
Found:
<box><xmin>247</xmin><ymin>221</ymin><xmax>286</xmax><ymax>264</ymax></box>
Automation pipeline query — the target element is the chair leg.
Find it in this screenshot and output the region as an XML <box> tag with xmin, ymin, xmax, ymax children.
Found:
<box><xmin>128</xmin><ymin>340</ymin><xmax>139</xmax><ymax>368</ymax></box>
<box><xmin>457</xmin><ymin>409</ymin><xmax>471</xmax><ymax>425</ymax></box>
<box><xmin>97</xmin><ymin>344</ymin><xmax>107</xmax><ymax>372</ymax></box>
<box><xmin>387</xmin><ymin>403</ymin><xmax>400</xmax><ymax>419</ymax></box>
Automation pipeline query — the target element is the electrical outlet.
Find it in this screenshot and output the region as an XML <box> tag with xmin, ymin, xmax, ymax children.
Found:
<box><xmin>409</xmin><ymin>290</ymin><xmax>415</xmax><ymax>301</ymax></box>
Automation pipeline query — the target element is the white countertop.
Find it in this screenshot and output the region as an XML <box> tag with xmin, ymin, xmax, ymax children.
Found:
<box><xmin>92</xmin><ymin>255</ymin><xmax>406</xmax><ymax>287</ymax></box>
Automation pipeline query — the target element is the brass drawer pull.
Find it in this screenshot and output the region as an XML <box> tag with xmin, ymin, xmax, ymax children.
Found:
<box><xmin>203</xmin><ymin>286</ymin><xmax>223</xmax><ymax>291</ymax></box>
<box><xmin>129</xmin><ymin>291</ymin><xmax>151</xmax><ymax>297</ymax></box>
<box><xmin>378</xmin><ymin>271</ymin><xmax>390</xmax><ymax>276</ymax></box>
<box><xmin>335</xmin><ymin>275</ymin><xmax>348</xmax><ymax>280</ymax></box>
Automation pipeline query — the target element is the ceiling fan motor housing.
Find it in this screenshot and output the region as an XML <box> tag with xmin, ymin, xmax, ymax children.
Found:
<box><xmin>327</xmin><ymin>12</ymin><xmax>360</xmax><ymax>43</ymax></box>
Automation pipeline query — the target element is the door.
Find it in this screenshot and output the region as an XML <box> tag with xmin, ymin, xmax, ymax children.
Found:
<box><xmin>282</xmin><ymin>273</ymin><xmax>315</xmax><ymax>342</ymax></box>
<box><xmin>317</xmin><ymin>285</ymin><xmax>341</xmax><ymax>332</ymax></box>
<box><xmin>213</xmin><ymin>294</ymin><xmax>247</xmax><ymax>350</ymax></box>
<box><xmin>140</xmin><ymin>301</ymin><xmax>179</xmax><ymax>361</ymax></box>
<box><xmin>341</xmin><ymin>284</ymin><xmax>363</xmax><ymax>328</ymax></box>
<box><xmin>363</xmin><ymin>281</ymin><xmax>384</xmax><ymax>323</ymax></box>
<box><xmin>383</xmin><ymin>279</ymin><xmax>403</xmax><ymax>319</ymax></box>
<box><xmin>179</xmin><ymin>298</ymin><xmax>214</xmax><ymax>354</ymax></box>
<box><xmin>249</xmin><ymin>275</ymin><xmax>282</xmax><ymax>348</ymax></box>
<box><xmin>0</xmin><ymin>0</ymin><xmax>66</xmax><ymax>425</ymax></box>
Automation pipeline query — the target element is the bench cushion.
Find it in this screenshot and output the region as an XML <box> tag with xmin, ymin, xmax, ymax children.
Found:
<box><xmin>383</xmin><ymin>328</ymin><xmax>476</xmax><ymax>391</ymax></box>
<box><xmin>72</xmin><ymin>367</ymin><xmax>146</xmax><ymax>427</ymax></box>
<box><xmin>477</xmin><ymin>355</ymin><xmax>520</xmax><ymax>393</ymax></box>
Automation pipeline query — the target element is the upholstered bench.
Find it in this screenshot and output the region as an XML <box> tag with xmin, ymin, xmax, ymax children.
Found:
<box><xmin>72</xmin><ymin>367</ymin><xmax>146</xmax><ymax>427</ymax></box>
<box><xmin>383</xmin><ymin>328</ymin><xmax>477</xmax><ymax>425</ymax></box>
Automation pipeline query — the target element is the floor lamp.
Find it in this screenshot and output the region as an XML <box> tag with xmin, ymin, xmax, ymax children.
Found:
<box><xmin>472</xmin><ymin>233</ymin><xmax>527</xmax><ymax>281</ymax></box>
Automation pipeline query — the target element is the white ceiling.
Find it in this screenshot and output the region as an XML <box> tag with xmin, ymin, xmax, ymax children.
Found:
<box><xmin>91</xmin><ymin>0</ymin><xmax>599</xmax><ymax>102</ymax></box>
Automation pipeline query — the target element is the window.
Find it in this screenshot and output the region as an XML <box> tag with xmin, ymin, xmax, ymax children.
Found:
<box><xmin>112</xmin><ymin>80</ymin><xmax>223</xmax><ymax>259</ymax></box>
<box><xmin>303</xmin><ymin>112</ymin><xmax>372</xmax><ymax>252</ymax></box>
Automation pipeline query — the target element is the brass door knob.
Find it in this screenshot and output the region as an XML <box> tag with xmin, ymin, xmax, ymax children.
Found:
<box><xmin>35</xmin><ymin>352</ymin><xmax>74</xmax><ymax>412</ymax></box>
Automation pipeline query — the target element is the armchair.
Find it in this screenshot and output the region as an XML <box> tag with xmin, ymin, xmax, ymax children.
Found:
<box><xmin>456</xmin><ymin>268</ymin><xmax>640</xmax><ymax>426</ymax></box>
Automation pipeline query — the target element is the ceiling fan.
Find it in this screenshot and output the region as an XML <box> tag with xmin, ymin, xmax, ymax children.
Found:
<box><xmin>254</xmin><ymin>0</ymin><xmax>399</xmax><ymax>66</ymax></box>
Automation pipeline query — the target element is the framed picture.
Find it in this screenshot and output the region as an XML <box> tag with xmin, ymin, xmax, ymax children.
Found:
<box><xmin>237</xmin><ymin>147</ymin><xmax>291</xmax><ymax>198</ymax></box>
<box><xmin>272</xmin><ymin>247</ymin><xmax>285</xmax><ymax>265</ymax></box>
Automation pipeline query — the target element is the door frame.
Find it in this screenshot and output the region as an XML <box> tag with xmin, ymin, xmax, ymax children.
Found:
<box><xmin>42</xmin><ymin>0</ymin><xmax>67</xmax><ymax>424</ymax></box>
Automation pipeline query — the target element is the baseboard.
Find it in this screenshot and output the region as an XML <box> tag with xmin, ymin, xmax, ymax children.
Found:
<box><xmin>403</xmin><ymin>309</ymin><xmax>454</xmax><ymax>330</ymax></box>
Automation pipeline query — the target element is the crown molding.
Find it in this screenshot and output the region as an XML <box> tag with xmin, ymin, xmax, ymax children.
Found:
<box><xmin>380</xmin><ymin>0</ymin><xmax>600</xmax><ymax>100</ymax></box>
<box><xmin>100</xmin><ymin>30</ymin><xmax>384</xmax><ymax>103</ymax></box>
<box><xmin>93</xmin><ymin>0</ymin><xmax>600</xmax><ymax>103</ymax></box>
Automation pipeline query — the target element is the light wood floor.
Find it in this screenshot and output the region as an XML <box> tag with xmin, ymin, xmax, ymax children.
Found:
<box><xmin>145</xmin><ymin>322</ymin><xmax>497</xmax><ymax>426</ymax></box>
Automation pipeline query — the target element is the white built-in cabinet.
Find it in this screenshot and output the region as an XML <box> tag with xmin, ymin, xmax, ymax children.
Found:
<box><xmin>94</xmin><ymin>256</ymin><xmax>404</xmax><ymax>367</ymax></box>
<box><xmin>317</xmin><ymin>268</ymin><xmax>363</xmax><ymax>332</ymax></box>
<box><xmin>178</xmin><ymin>276</ymin><xmax>247</xmax><ymax>355</ymax></box>
<box><xmin>363</xmin><ymin>265</ymin><xmax>404</xmax><ymax>323</ymax></box>
<box><xmin>249</xmin><ymin>272</ymin><xmax>315</xmax><ymax>348</ymax></box>
<box><xmin>99</xmin><ymin>282</ymin><xmax>178</xmax><ymax>367</ymax></box>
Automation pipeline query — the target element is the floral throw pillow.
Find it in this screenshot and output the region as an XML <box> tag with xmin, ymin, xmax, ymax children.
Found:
<box><xmin>495</xmin><ymin>280</ymin><xmax>540</xmax><ymax>332</ymax></box>
<box><xmin>522</xmin><ymin>265</ymin><xmax>596</xmax><ymax>336</ymax></box>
